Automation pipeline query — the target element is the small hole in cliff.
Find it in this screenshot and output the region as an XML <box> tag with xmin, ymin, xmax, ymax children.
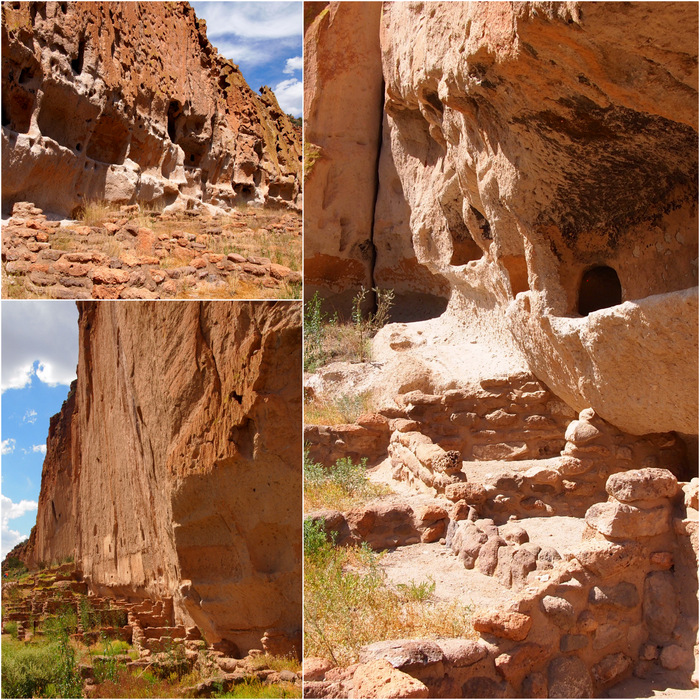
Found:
<box><xmin>229</xmin><ymin>391</ymin><xmax>242</xmax><ymax>404</ymax></box>
<box><xmin>59</xmin><ymin>2</ymin><xmax>67</xmax><ymax>13</ymax></box>
<box><xmin>71</xmin><ymin>37</ymin><xmax>85</xmax><ymax>74</ymax></box>
<box><xmin>578</xmin><ymin>265</ymin><xmax>622</xmax><ymax>315</ymax></box>
<box><xmin>75</xmin><ymin>142</ymin><xmax>81</xmax><ymax>151</ymax></box>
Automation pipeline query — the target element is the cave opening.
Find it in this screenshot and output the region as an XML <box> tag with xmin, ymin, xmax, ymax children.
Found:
<box><xmin>578</xmin><ymin>265</ymin><xmax>622</xmax><ymax>316</ymax></box>
<box><xmin>167</xmin><ymin>100</ymin><xmax>180</xmax><ymax>143</ymax></box>
<box><xmin>71</xmin><ymin>36</ymin><xmax>85</xmax><ymax>74</ymax></box>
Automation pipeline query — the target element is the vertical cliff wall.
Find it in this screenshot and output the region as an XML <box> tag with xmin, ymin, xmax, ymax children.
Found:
<box><xmin>2</xmin><ymin>1</ymin><xmax>302</xmax><ymax>216</ymax></box>
<box><xmin>27</xmin><ymin>301</ymin><xmax>302</xmax><ymax>654</ymax></box>
<box><xmin>303</xmin><ymin>1</ymin><xmax>698</xmax><ymax>436</ymax></box>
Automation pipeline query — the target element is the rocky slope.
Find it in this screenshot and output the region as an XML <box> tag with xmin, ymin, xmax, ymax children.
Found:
<box><xmin>2</xmin><ymin>1</ymin><xmax>301</xmax><ymax>217</ymax></box>
<box><xmin>303</xmin><ymin>1</ymin><xmax>698</xmax><ymax>437</ymax></box>
<box><xmin>21</xmin><ymin>301</ymin><xmax>302</xmax><ymax>656</ymax></box>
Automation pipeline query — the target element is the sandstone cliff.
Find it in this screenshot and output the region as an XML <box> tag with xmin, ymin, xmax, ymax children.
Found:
<box><xmin>304</xmin><ymin>1</ymin><xmax>698</xmax><ymax>437</ymax></box>
<box><xmin>2</xmin><ymin>2</ymin><xmax>301</xmax><ymax>216</ymax></box>
<box><xmin>25</xmin><ymin>301</ymin><xmax>302</xmax><ymax>655</ymax></box>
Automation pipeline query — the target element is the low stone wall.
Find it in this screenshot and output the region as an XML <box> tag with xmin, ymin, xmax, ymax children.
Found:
<box><xmin>2</xmin><ymin>202</ymin><xmax>301</xmax><ymax>299</ymax></box>
<box><xmin>305</xmin><ymin>470</ymin><xmax>699</xmax><ymax>698</ymax></box>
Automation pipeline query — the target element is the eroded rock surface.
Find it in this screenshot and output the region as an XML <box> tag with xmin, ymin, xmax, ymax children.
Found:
<box><xmin>2</xmin><ymin>2</ymin><xmax>301</xmax><ymax>216</ymax></box>
<box><xmin>23</xmin><ymin>301</ymin><xmax>302</xmax><ymax>655</ymax></box>
<box><xmin>304</xmin><ymin>1</ymin><xmax>698</xmax><ymax>435</ymax></box>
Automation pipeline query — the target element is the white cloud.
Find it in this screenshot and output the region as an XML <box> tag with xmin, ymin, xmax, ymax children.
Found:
<box><xmin>1</xmin><ymin>494</ymin><xmax>37</xmax><ymax>558</ymax></box>
<box><xmin>273</xmin><ymin>77</ymin><xmax>302</xmax><ymax>117</ymax></box>
<box><xmin>212</xmin><ymin>39</ymin><xmax>270</xmax><ymax>68</ymax></box>
<box><xmin>31</xmin><ymin>444</ymin><xmax>47</xmax><ymax>455</ymax></box>
<box><xmin>2</xmin><ymin>301</ymin><xmax>79</xmax><ymax>392</ymax></box>
<box><xmin>23</xmin><ymin>409</ymin><xmax>37</xmax><ymax>424</ymax></box>
<box><xmin>283</xmin><ymin>55</ymin><xmax>302</xmax><ymax>74</ymax></box>
<box><xmin>192</xmin><ymin>2</ymin><xmax>302</xmax><ymax>40</ymax></box>
<box><xmin>1</xmin><ymin>439</ymin><xmax>16</xmax><ymax>455</ymax></box>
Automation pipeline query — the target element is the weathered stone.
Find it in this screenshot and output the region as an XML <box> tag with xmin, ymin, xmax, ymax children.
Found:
<box><xmin>565</xmin><ymin>420</ymin><xmax>601</xmax><ymax>445</ymax></box>
<box><xmin>444</xmin><ymin>482</ymin><xmax>486</xmax><ymax>504</ymax></box>
<box><xmin>659</xmin><ymin>644</ymin><xmax>690</xmax><ymax>670</ymax></box>
<box><xmin>303</xmin><ymin>657</ymin><xmax>334</xmax><ymax>682</ymax></box>
<box><xmin>574</xmin><ymin>540</ymin><xmax>643</xmax><ymax>578</ymax></box>
<box><xmin>351</xmin><ymin>660</ymin><xmax>429</xmax><ymax>699</ymax></box>
<box><xmin>477</xmin><ymin>536</ymin><xmax>506</xmax><ymax>576</ymax></box>
<box><xmin>593</xmin><ymin>623</ymin><xmax>623</xmax><ymax>651</ymax></box>
<box><xmin>2</xmin><ymin>4</ymin><xmax>300</xmax><ymax>215</ymax></box>
<box><xmin>606</xmin><ymin>468</ymin><xmax>679</xmax><ymax>503</ymax></box>
<box><xmin>585</xmin><ymin>501</ymin><xmax>670</xmax><ymax>538</ymax></box>
<box><xmin>358</xmin><ymin>640</ymin><xmax>443</xmax><ymax>673</ymax></box>
<box><xmin>589</xmin><ymin>582</ymin><xmax>639</xmax><ymax>609</ymax></box>
<box><xmin>436</xmin><ymin>639</ymin><xmax>487</xmax><ymax>668</ymax></box>
<box><xmin>472</xmin><ymin>610</ymin><xmax>532</xmax><ymax>642</ymax></box>
<box><xmin>643</xmin><ymin>571</ymin><xmax>679</xmax><ymax>640</ymax></box>
<box><xmin>548</xmin><ymin>656</ymin><xmax>593</xmax><ymax>699</ymax></box>
<box><xmin>591</xmin><ymin>653</ymin><xmax>633</xmax><ymax>688</ymax></box>
<box><xmin>495</xmin><ymin>643</ymin><xmax>548</xmax><ymax>684</ymax></box>
<box><xmin>541</xmin><ymin>596</ymin><xmax>576</xmax><ymax>631</ymax></box>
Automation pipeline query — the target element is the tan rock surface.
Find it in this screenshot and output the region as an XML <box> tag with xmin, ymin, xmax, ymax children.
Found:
<box><xmin>304</xmin><ymin>2</ymin><xmax>384</xmax><ymax>313</ymax></box>
<box><xmin>2</xmin><ymin>2</ymin><xmax>301</xmax><ymax>216</ymax></box>
<box><xmin>305</xmin><ymin>1</ymin><xmax>698</xmax><ymax>435</ymax></box>
<box><xmin>26</xmin><ymin>301</ymin><xmax>302</xmax><ymax>654</ymax></box>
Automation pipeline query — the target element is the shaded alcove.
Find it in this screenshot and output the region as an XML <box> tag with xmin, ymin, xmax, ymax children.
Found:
<box><xmin>578</xmin><ymin>265</ymin><xmax>622</xmax><ymax>315</ymax></box>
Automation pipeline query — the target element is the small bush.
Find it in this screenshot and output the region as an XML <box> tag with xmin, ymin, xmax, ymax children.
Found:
<box><xmin>1</xmin><ymin>635</ymin><xmax>82</xmax><ymax>699</ymax></box>
<box><xmin>304</xmin><ymin>391</ymin><xmax>375</xmax><ymax>426</ymax></box>
<box><xmin>304</xmin><ymin>541</ymin><xmax>474</xmax><ymax>666</ymax></box>
<box><xmin>4</xmin><ymin>621</ymin><xmax>18</xmax><ymax>639</ymax></box>
<box><xmin>214</xmin><ymin>678</ymin><xmax>301</xmax><ymax>698</ymax></box>
<box><xmin>304</xmin><ymin>454</ymin><xmax>391</xmax><ymax>511</ymax></box>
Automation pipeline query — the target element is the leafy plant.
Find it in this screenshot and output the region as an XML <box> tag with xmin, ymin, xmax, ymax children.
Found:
<box><xmin>304</xmin><ymin>453</ymin><xmax>391</xmax><ymax>511</ymax></box>
<box><xmin>304</xmin><ymin>539</ymin><xmax>474</xmax><ymax>666</ymax></box>
<box><xmin>304</xmin><ymin>291</ymin><xmax>328</xmax><ymax>371</ymax></box>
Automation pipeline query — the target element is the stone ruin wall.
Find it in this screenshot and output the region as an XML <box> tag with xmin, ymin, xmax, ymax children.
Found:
<box><xmin>22</xmin><ymin>301</ymin><xmax>302</xmax><ymax>656</ymax></box>
<box><xmin>2</xmin><ymin>1</ymin><xmax>302</xmax><ymax>217</ymax></box>
<box><xmin>304</xmin><ymin>1</ymin><xmax>698</xmax><ymax>437</ymax></box>
<box><xmin>303</xmin><ymin>2</ymin><xmax>699</xmax><ymax>696</ymax></box>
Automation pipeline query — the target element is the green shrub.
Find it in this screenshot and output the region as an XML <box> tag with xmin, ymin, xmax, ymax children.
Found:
<box><xmin>304</xmin><ymin>541</ymin><xmax>474</xmax><ymax>666</ymax></box>
<box><xmin>1</xmin><ymin>636</ymin><xmax>82</xmax><ymax>699</ymax></box>
<box><xmin>304</xmin><ymin>454</ymin><xmax>391</xmax><ymax>511</ymax></box>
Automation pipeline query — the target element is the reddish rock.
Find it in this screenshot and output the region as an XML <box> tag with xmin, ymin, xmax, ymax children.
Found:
<box><xmin>472</xmin><ymin>610</ymin><xmax>532</xmax><ymax>642</ymax></box>
<box><xmin>351</xmin><ymin>660</ymin><xmax>429</xmax><ymax>699</ymax></box>
<box><xmin>24</xmin><ymin>301</ymin><xmax>302</xmax><ymax>656</ymax></box>
<box><xmin>2</xmin><ymin>3</ymin><xmax>300</xmax><ymax>215</ymax></box>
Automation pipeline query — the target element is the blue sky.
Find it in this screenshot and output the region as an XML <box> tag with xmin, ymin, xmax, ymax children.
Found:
<box><xmin>1</xmin><ymin>301</ymin><xmax>79</xmax><ymax>558</ymax></box>
<box><xmin>191</xmin><ymin>1</ymin><xmax>302</xmax><ymax>117</ymax></box>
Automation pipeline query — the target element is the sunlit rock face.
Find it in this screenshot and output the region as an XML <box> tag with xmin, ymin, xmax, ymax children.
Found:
<box><xmin>2</xmin><ymin>2</ymin><xmax>302</xmax><ymax>217</ymax></box>
<box><xmin>27</xmin><ymin>301</ymin><xmax>302</xmax><ymax>654</ymax></box>
<box><xmin>380</xmin><ymin>2</ymin><xmax>698</xmax><ymax>435</ymax></box>
<box><xmin>306</xmin><ymin>1</ymin><xmax>698</xmax><ymax>435</ymax></box>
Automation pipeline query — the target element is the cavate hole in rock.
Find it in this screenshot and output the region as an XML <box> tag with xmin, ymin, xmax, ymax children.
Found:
<box><xmin>578</xmin><ymin>265</ymin><xmax>622</xmax><ymax>316</ymax></box>
<box><xmin>37</xmin><ymin>81</ymin><xmax>99</xmax><ymax>149</ymax></box>
<box><xmin>502</xmin><ymin>255</ymin><xmax>529</xmax><ymax>297</ymax></box>
<box><xmin>86</xmin><ymin>111</ymin><xmax>130</xmax><ymax>164</ymax></box>
<box><xmin>71</xmin><ymin>36</ymin><xmax>85</xmax><ymax>74</ymax></box>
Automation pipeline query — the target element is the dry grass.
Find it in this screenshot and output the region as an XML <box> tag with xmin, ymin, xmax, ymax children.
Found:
<box><xmin>304</xmin><ymin>392</ymin><xmax>375</xmax><ymax>426</ymax></box>
<box><xmin>304</xmin><ymin>453</ymin><xmax>392</xmax><ymax>512</ymax></box>
<box><xmin>247</xmin><ymin>654</ymin><xmax>301</xmax><ymax>674</ymax></box>
<box><xmin>304</xmin><ymin>522</ymin><xmax>475</xmax><ymax>666</ymax></box>
<box><xmin>2</xmin><ymin>268</ymin><xmax>40</xmax><ymax>298</ymax></box>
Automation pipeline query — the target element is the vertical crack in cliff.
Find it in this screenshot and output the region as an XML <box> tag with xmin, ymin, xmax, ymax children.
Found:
<box><xmin>368</xmin><ymin>76</ymin><xmax>386</xmax><ymax>313</ymax></box>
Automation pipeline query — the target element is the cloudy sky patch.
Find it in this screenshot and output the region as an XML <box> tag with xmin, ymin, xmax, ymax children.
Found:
<box><xmin>191</xmin><ymin>1</ymin><xmax>302</xmax><ymax>116</ymax></box>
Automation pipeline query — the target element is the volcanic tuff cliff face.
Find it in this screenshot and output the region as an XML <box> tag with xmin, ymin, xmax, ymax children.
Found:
<box><xmin>304</xmin><ymin>1</ymin><xmax>698</xmax><ymax>437</ymax></box>
<box><xmin>25</xmin><ymin>301</ymin><xmax>302</xmax><ymax>654</ymax></box>
<box><xmin>2</xmin><ymin>1</ymin><xmax>302</xmax><ymax>217</ymax></box>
